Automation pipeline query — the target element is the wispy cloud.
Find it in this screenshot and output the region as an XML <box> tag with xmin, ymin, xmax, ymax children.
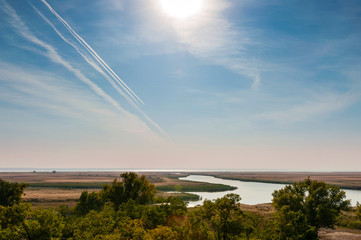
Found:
<box><xmin>107</xmin><ymin>0</ymin><xmax>262</xmax><ymax>89</ymax></box>
<box><xmin>161</xmin><ymin>0</ymin><xmax>262</xmax><ymax>89</ymax></box>
<box><xmin>0</xmin><ymin>61</ymin><xmax>158</xmax><ymax>137</ymax></box>
<box><xmin>254</xmin><ymin>90</ymin><xmax>361</xmax><ymax>124</ymax></box>
<box><xmin>1</xmin><ymin>0</ymin><xmax>126</xmax><ymax>114</ymax></box>
<box><xmin>39</xmin><ymin>0</ymin><xmax>143</xmax><ymax>105</ymax></box>
<box><xmin>1</xmin><ymin>0</ymin><xmax>167</xmax><ymax>138</ymax></box>
<box><xmin>30</xmin><ymin>3</ymin><xmax>138</xmax><ymax>106</ymax></box>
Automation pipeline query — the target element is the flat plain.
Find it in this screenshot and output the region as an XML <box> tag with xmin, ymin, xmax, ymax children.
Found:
<box><xmin>1</xmin><ymin>171</ymin><xmax>361</xmax><ymax>239</ymax></box>
<box><xmin>0</xmin><ymin>171</ymin><xmax>233</xmax><ymax>207</ymax></box>
<box><xmin>1</xmin><ymin>171</ymin><xmax>361</xmax><ymax>207</ymax></box>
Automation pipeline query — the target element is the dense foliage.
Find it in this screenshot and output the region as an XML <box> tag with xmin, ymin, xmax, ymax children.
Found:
<box><xmin>271</xmin><ymin>177</ymin><xmax>350</xmax><ymax>240</ymax></box>
<box><xmin>101</xmin><ymin>172</ymin><xmax>156</xmax><ymax>209</ymax></box>
<box><xmin>0</xmin><ymin>174</ymin><xmax>354</xmax><ymax>240</ymax></box>
<box><xmin>0</xmin><ymin>178</ymin><xmax>28</xmax><ymax>206</ymax></box>
<box><xmin>357</xmin><ymin>201</ymin><xmax>361</xmax><ymax>220</ymax></box>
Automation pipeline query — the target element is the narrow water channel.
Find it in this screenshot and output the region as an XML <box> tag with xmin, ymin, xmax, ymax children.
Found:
<box><xmin>179</xmin><ymin>175</ymin><xmax>361</xmax><ymax>207</ymax></box>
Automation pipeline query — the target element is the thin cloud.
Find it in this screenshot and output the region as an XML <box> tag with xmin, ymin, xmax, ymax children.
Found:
<box><xmin>109</xmin><ymin>0</ymin><xmax>262</xmax><ymax>89</ymax></box>
<box><xmin>0</xmin><ymin>61</ymin><xmax>157</xmax><ymax>137</ymax></box>
<box><xmin>39</xmin><ymin>0</ymin><xmax>144</xmax><ymax>105</ymax></box>
<box><xmin>165</xmin><ymin>0</ymin><xmax>262</xmax><ymax>89</ymax></box>
<box><xmin>2</xmin><ymin>0</ymin><xmax>167</xmax><ymax>138</ymax></box>
<box><xmin>1</xmin><ymin>0</ymin><xmax>127</xmax><ymax>115</ymax></box>
<box><xmin>31</xmin><ymin>3</ymin><xmax>138</xmax><ymax>106</ymax></box>
<box><xmin>255</xmin><ymin>91</ymin><xmax>360</xmax><ymax>124</ymax></box>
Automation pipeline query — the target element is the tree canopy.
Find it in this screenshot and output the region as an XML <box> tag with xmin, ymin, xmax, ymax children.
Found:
<box><xmin>185</xmin><ymin>193</ymin><xmax>256</xmax><ymax>240</ymax></box>
<box><xmin>0</xmin><ymin>178</ymin><xmax>28</xmax><ymax>206</ymax></box>
<box><xmin>272</xmin><ymin>178</ymin><xmax>351</xmax><ymax>239</ymax></box>
<box><xmin>100</xmin><ymin>172</ymin><xmax>156</xmax><ymax>210</ymax></box>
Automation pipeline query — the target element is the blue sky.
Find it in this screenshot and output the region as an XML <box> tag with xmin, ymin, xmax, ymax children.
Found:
<box><xmin>1</xmin><ymin>0</ymin><xmax>361</xmax><ymax>170</ymax></box>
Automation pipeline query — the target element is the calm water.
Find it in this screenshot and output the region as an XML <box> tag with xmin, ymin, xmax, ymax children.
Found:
<box><xmin>179</xmin><ymin>175</ymin><xmax>361</xmax><ymax>207</ymax></box>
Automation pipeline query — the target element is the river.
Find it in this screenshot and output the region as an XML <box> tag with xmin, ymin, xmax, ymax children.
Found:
<box><xmin>179</xmin><ymin>175</ymin><xmax>361</xmax><ymax>207</ymax></box>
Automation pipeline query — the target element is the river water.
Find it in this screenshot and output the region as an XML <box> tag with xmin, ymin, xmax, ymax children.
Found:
<box><xmin>179</xmin><ymin>175</ymin><xmax>361</xmax><ymax>207</ymax></box>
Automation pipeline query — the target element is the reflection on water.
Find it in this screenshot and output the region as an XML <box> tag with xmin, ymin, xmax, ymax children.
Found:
<box><xmin>179</xmin><ymin>175</ymin><xmax>361</xmax><ymax>207</ymax></box>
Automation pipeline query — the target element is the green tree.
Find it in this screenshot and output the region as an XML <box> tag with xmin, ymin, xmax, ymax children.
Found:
<box><xmin>25</xmin><ymin>208</ymin><xmax>65</xmax><ymax>240</ymax></box>
<box><xmin>73</xmin><ymin>205</ymin><xmax>116</xmax><ymax>239</ymax></box>
<box><xmin>0</xmin><ymin>179</ymin><xmax>30</xmax><ymax>240</ymax></box>
<box><xmin>74</xmin><ymin>191</ymin><xmax>103</xmax><ymax>215</ymax></box>
<box><xmin>0</xmin><ymin>203</ymin><xmax>31</xmax><ymax>240</ymax></box>
<box><xmin>185</xmin><ymin>194</ymin><xmax>253</xmax><ymax>240</ymax></box>
<box><xmin>272</xmin><ymin>178</ymin><xmax>350</xmax><ymax>240</ymax></box>
<box><xmin>0</xmin><ymin>178</ymin><xmax>28</xmax><ymax>206</ymax></box>
<box><xmin>145</xmin><ymin>226</ymin><xmax>178</xmax><ymax>240</ymax></box>
<box><xmin>180</xmin><ymin>215</ymin><xmax>214</xmax><ymax>240</ymax></box>
<box><xmin>356</xmin><ymin>201</ymin><xmax>361</xmax><ymax>221</ymax></box>
<box><xmin>211</xmin><ymin>194</ymin><xmax>248</xmax><ymax>240</ymax></box>
<box><xmin>272</xmin><ymin>205</ymin><xmax>317</xmax><ymax>240</ymax></box>
<box><xmin>142</xmin><ymin>196</ymin><xmax>187</xmax><ymax>229</ymax></box>
<box><xmin>114</xmin><ymin>196</ymin><xmax>187</xmax><ymax>230</ymax></box>
<box><xmin>162</xmin><ymin>196</ymin><xmax>187</xmax><ymax>217</ymax></box>
<box><xmin>101</xmin><ymin>172</ymin><xmax>156</xmax><ymax>210</ymax></box>
<box><xmin>115</xmin><ymin>219</ymin><xmax>147</xmax><ymax>240</ymax></box>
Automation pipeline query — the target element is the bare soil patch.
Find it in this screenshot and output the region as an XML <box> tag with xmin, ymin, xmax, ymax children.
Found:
<box><xmin>319</xmin><ymin>228</ymin><xmax>361</xmax><ymax>240</ymax></box>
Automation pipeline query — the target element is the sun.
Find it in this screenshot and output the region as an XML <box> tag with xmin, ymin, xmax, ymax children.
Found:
<box><xmin>160</xmin><ymin>0</ymin><xmax>203</xmax><ymax>18</ymax></box>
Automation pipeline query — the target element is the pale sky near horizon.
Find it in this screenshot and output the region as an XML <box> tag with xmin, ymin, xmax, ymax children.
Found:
<box><xmin>1</xmin><ymin>0</ymin><xmax>361</xmax><ymax>170</ymax></box>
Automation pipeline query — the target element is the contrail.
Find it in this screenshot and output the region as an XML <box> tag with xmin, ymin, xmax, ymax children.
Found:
<box><xmin>36</xmin><ymin>1</ymin><xmax>167</xmax><ymax>137</ymax></box>
<box><xmin>40</xmin><ymin>0</ymin><xmax>144</xmax><ymax>105</ymax></box>
<box><xmin>2</xmin><ymin>0</ymin><xmax>168</xmax><ymax>138</ymax></box>
<box><xmin>31</xmin><ymin>4</ymin><xmax>137</xmax><ymax>106</ymax></box>
<box><xmin>1</xmin><ymin>0</ymin><xmax>128</xmax><ymax>116</ymax></box>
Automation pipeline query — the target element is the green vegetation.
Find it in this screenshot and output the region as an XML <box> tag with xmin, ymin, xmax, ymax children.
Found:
<box><xmin>156</xmin><ymin>182</ymin><xmax>236</xmax><ymax>192</ymax></box>
<box><xmin>156</xmin><ymin>192</ymin><xmax>200</xmax><ymax>202</ymax></box>
<box><xmin>184</xmin><ymin>193</ymin><xmax>257</xmax><ymax>240</ymax></box>
<box><xmin>101</xmin><ymin>172</ymin><xmax>156</xmax><ymax>210</ymax></box>
<box><xmin>0</xmin><ymin>174</ymin><xmax>357</xmax><ymax>240</ymax></box>
<box><xmin>357</xmin><ymin>201</ymin><xmax>361</xmax><ymax>220</ymax></box>
<box><xmin>337</xmin><ymin>201</ymin><xmax>361</xmax><ymax>230</ymax></box>
<box><xmin>174</xmin><ymin>192</ymin><xmax>200</xmax><ymax>201</ymax></box>
<box><xmin>30</xmin><ymin>181</ymin><xmax>236</xmax><ymax>192</ymax></box>
<box><xmin>0</xmin><ymin>178</ymin><xmax>28</xmax><ymax>206</ymax></box>
<box><xmin>270</xmin><ymin>177</ymin><xmax>350</xmax><ymax>239</ymax></box>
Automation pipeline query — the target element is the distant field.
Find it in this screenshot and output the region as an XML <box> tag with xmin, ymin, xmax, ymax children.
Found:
<box><xmin>0</xmin><ymin>171</ymin><xmax>218</xmax><ymax>207</ymax></box>
<box><xmin>2</xmin><ymin>171</ymin><xmax>361</xmax><ymax>208</ymax></box>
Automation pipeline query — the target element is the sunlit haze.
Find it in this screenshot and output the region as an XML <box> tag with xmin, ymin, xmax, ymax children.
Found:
<box><xmin>160</xmin><ymin>0</ymin><xmax>203</xmax><ymax>18</ymax></box>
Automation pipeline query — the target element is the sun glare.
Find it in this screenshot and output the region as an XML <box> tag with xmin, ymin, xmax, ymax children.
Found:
<box><xmin>160</xmin><ymin>0</ymin><xmax>203</xmax><ymax>18</ymax></box>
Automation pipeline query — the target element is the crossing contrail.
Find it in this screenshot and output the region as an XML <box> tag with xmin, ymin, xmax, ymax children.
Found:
<box><xmin>2</xmin><ymin>0</ymin><xmax>168</xmax><ymax>138</ymax></box>
<box><xmin>40</xmin><ymin>0</ymin><xmax>144</xmax><ymax>105</ymax></box>
<box><xmin>31</xmin><ymin>4</ymin><xmax>137</xmax><ymax>106</ymax></box>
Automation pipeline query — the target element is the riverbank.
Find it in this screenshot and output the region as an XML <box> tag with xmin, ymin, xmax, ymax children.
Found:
<box><xmin>1</xmin><ymin>171</ymin><xmax>361</xmax><ymax>207</ymax></box>
<box><xmin>197</xmin><ymin>171</ymin><xmax>361</xmax><ymax>190</ymax></box>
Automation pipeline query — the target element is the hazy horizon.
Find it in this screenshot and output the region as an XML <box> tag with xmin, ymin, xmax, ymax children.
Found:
<box><xmin>1</xmin><ymin>0</ymin><xmax>361</xmax><ymax>170</ymax></box>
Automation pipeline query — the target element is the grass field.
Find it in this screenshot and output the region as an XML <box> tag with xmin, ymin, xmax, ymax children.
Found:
<box><xmin>0</xmin><ymin>171</ymin><xmax>221</xmax><ymax>207</ymax></box>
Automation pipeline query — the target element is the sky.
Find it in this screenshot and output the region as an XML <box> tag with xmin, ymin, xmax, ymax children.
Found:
<box><xmin>1</xmin><ymin>0</ymin><xmax>361</xmax><ymax>170</ymax></box>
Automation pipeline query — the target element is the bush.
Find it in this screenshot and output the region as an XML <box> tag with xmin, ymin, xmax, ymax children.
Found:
<box><xmin>272</xmin><ymin>178</ymin><xmax>351</xmax><ymax>240</ymax></box>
